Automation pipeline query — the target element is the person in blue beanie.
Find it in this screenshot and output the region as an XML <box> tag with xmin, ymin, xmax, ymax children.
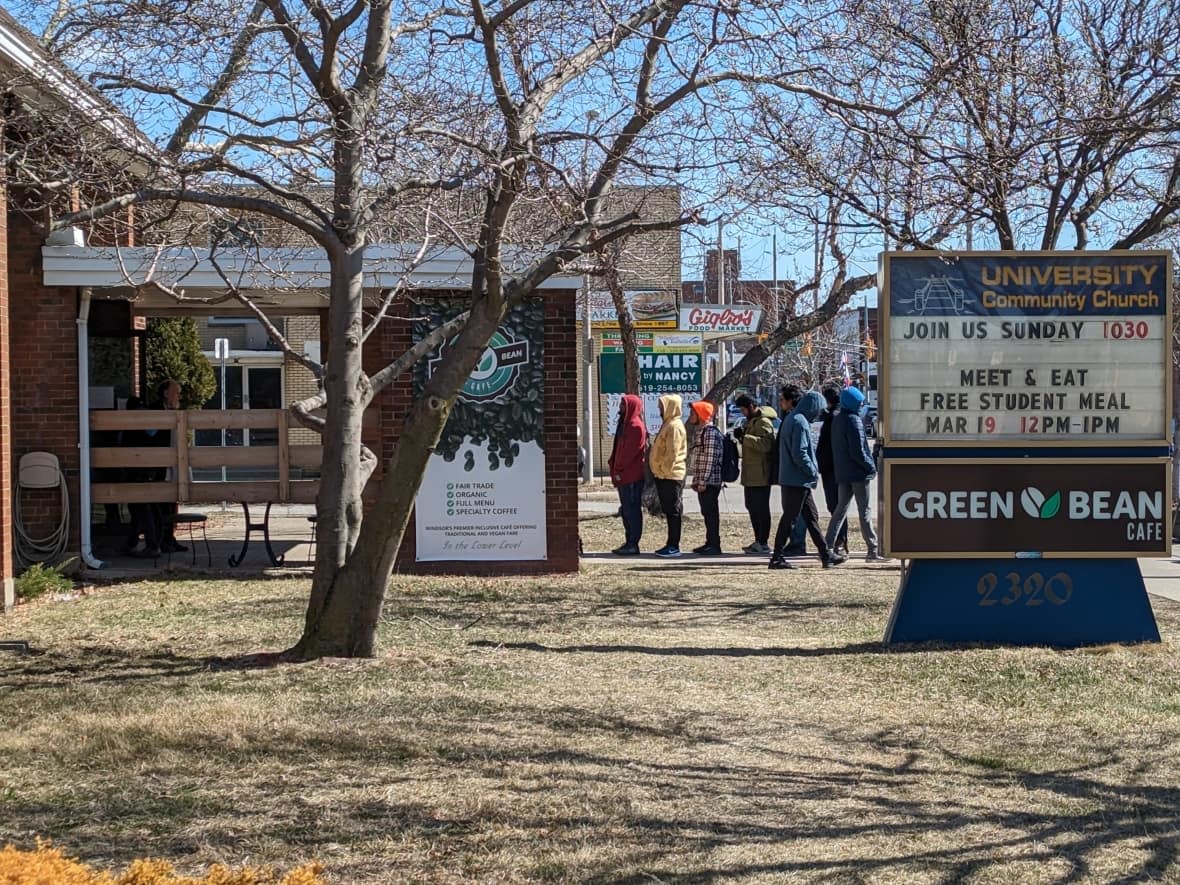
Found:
<box><xmin>825</xmin><ymin>385</ymin><xmax>888</xmax><ymax>560</ymax></box>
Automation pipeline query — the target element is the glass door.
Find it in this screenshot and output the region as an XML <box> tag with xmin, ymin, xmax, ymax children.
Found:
<box><xmin>194</xmin><ymin>365</ymin><xmax>281</xmax><ymax>480</ymax></box>
<box><xmin>244</xmin><ymin>367</ymin><xmax>282</xmax><ymax>447</ymax></box>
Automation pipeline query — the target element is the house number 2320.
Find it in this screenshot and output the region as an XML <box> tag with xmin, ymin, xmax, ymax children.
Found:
<box><xmin>976</xmin><ymin>572</ymin><xmax>1074</xmax><ymax>607</ymax></box>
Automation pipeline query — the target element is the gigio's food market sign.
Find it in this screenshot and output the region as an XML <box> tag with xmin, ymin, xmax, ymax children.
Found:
<box><xmin>882</xmin><ymin>252</ymin><xmax>1171</xmax><ymax>445</ymax></box>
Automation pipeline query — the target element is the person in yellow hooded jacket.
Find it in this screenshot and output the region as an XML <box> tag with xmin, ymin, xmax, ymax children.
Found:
<box><xmin>649</xmin><ymin>393</ymin><xmax>687</xmax><ymax>557</ymax></box>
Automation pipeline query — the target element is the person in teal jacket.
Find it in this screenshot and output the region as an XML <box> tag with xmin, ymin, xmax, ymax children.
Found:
<box><xmin>770</xmin><ymin>389</ymin><xmax>846</xmax><ymax>570</ymax></box>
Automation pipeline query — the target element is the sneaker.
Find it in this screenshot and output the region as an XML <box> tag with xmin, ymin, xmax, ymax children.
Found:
<box><xmin>696</xmin><ymin>546</ymin><xmax>723</xmax><ymax>556</ymax></box>
<box><xmin>865</xmin><ymin>551</ymin><xmax>892</xmax><ymax>562</ymax></box>
<box><xmin>768</xmin><ymin>557</ymin><xmax>795</xmax><ymax>570</ymax></box>
<box><xmin>749</xmin><ymin>542</ymin><xmax>771</xmax><ymax>554</ymax></box>
<box><xmin>782</xmin><ymin>546</ymin><xmax>807</xmax><ymax>557</ymax></box>
<box><xmin>834</xmin><ymin>545</ymin><xmax>849</xmax><ymax>557</ymax></box>
<box><xmin>692</xmin><ymin>544</ymin><xmax>711</xmax><ymax>554</ymax></box>
<box><xmin>824</xmin><ymin>552</ymin><xmax>848</xmax><ymax>568</ymax></box>
<box><xmin>612</xmin><ymin>545</ymin><xmax>640</xmax><ymax>556</ymax></box>
<box><xmin>742</xmin><ymin>542</ymin><xmax>759</xmax><ymax>554</ymax></box>
<box><xmin>654</xmin><ymin>546</ymin><xmax>681</xmax><ymax>558</ymax></box>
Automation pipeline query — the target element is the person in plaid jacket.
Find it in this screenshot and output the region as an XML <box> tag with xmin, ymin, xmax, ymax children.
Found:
<box><xmin>688</xmin><ymin>400</ymin><xmax>724</xmax><ymax>555</ymax></box>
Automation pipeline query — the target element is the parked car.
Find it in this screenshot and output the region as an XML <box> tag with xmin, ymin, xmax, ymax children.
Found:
<box><xmin>863</xmin><ymin>407</ymin><xmax>878</xmax><ymax>438</ymax></box>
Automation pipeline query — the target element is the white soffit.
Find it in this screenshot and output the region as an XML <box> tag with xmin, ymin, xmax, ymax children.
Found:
<box><xmin>41</xmin><ymin>244</ymin><xmax>583</xmax><ymax>292</ymax></box>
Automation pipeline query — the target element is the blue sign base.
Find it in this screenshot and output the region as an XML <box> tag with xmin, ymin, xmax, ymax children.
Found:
<box><xmin>884</xmin><ymin>559</ymin><xmax>1161</xmax><ymax>646</ymax></box>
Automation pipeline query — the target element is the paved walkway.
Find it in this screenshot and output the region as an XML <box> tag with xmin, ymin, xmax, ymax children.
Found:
<box><xmin>87</xmin><ymin>505</ymin><xmax>318</xmax><ymax>579</ymax></box>
<box><xmin>580</xmin><ymin>478</ymin><xmax>880</xmax><ymax>518</ymax></box>
<box><xmin>1139</xmin><ymin>554</ymin><xmax>1180</xmax><ymax>605</ymax></box>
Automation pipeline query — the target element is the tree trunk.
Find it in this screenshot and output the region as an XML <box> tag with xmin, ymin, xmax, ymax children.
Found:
<box><xmin>288</xmin><ymin>243</ymin><xmax>369</xmax><ymax>659</ymax></box>
<box><xmin>289</xmin><ymin>296</ymin><xmax>507</xmax><ymax>659</ymax></box>
<box><xmin>606</xmin><ymin>264</ymin><xmax>641</xmax><ymax>394</ymax></box>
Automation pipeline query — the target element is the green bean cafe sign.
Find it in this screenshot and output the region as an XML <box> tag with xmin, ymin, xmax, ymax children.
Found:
<box><xmin>885</xmin><ymin>459</ymin><xmax>1171</xmax><ymax>558</ymax></box>
<box><xmin>430</xmin><ymin>330</ymin><xmax>529</xmax><ymax>403</ymax></box>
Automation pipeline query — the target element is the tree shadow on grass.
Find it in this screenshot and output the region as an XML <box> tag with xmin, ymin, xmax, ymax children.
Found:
<box><xmin>8</xmin><ymin>713</ymin><xmax>1179</xmax><ymax>884</ymax></box>
<box><xmin>468</xmin><ymin>638</ymin><xmax>969</xmax><ymax>657</ymax></box>
<box><xmin>0</xmin><ymin>644</ymin><xmax>292</xmax><ymax>691</ymax></box>
<box><xmin>387</xmin><ymin>589</ymin><xmax>883</xmax><ymax>635</ymax></box>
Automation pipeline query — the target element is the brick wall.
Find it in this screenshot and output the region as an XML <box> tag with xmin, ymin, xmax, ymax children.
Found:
<box><xmin>8</xmin><ymin>207</ymin><xmax>80</xmax><ymax>553</ymax></box>
<box><xmin>607</xmin><ymin>186</ymin><xmax>682</xmax><ymax>292</ymax></box>
<box><xmin>381</xmin><ymin>290</ymin><xmax>580</xmax><ymax>575</ymax></box>
<box><xmin>285</xmin><ymin>315</ymin><xmax>321</xmax><ymax>447</ymax></box>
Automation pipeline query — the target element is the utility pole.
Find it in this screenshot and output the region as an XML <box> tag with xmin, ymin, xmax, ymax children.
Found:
<box><xmin>581</xmin><ymin>277</ymin><xmax>594</xmax><ymax>483</ymax></box>
<box><xmin>771</xmin><ymin>231</ymin><xmax>779</xmax><ymax>326</ymax></box>
<box><xmin>770</xmin><ymin>231</ymin><xmax>779</xmax><ymax>404</ymax></box>
<box><xmin>716</xmin><ymin>219</ymin><xmax>727</xmax><ymax>430</ymax></box>
<box><xmin>966</xmin><ymin>127</ymin><xmax>975</xmax><ymax>251</ymax></box>
<box><xmin>580</xmin><ymin>109</ymin><xmax>598</xmax><ymax>484</ymax></box>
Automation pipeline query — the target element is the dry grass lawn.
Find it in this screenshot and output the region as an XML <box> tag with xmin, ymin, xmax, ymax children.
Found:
<box><xmin>2</xmin><ymin>513</ymin><xmax>1180</xmax><ymax>882</ymax></box>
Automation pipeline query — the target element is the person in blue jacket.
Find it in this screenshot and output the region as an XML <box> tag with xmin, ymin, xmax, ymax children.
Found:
<box><xmin>770</xmin><ymin>389</ymin><xmax>846</xmax><ymax>569</ymax></box>
<box><xmin>825</xmin><ymin>385</ymin><xmax>887</xmax><ymax>560</ymax></box>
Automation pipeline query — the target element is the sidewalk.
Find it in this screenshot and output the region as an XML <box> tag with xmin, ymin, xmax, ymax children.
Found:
<box><xmin>580</xmin><ymin>478</ymin><xmax>878</xmax><ymax>518</ymax></box>
<box><xmin>1139</xmin><ymin>553</ymin><xmax>1180</xmax><ymax>605</ymax></box>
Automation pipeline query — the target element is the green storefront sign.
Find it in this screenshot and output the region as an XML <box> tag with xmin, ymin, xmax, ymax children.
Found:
<box><xmin>598</xmin><ymin>333</ymin><xmax>702</xmax><ymax>395</ymax></box>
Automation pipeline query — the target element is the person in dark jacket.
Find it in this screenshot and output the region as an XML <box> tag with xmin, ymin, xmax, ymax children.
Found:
<box><xmin>148</xmin><ymin>378</ymin><xmax>186</xmax><ymax>554</ymax></box>
<box><xmin>816</xmin><ymin>385</ymin><xmax>848</xmax><ymax>556</ymax></box>
<box><xmin>770</xmin><ymin>390</ymin><xmax>846</xmax><ymax>569</ymax></box>
<box><xmin>825</xmin><ymin>385</ymin><xmax>886</xmax><ymax>560</ymax></box>
<box><xmin>608</xmin><ymin>393</ymin><xmax>648</xmax><ymax>555</ymax></box>
<box><xmin>774</xmin><ymin>385</ymin><xmax>809</xmax><ymax>556</ymax></box>
<box><xmin>121</xmin><ymin>396</ymin><xmax>162</xmax><ymax>557</ymax></box>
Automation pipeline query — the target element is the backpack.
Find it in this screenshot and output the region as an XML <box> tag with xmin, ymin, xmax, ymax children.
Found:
<box><xmin>721</xmin><ymin>433</ymin><xmax>741</xmax><ymax>484</ymax></box>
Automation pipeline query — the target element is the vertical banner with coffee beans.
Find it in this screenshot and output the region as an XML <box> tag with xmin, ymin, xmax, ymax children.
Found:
<box><xmin>413</xmin><ymin>301</ymin><xmax>546</xmax><ymax>561</ymax></box>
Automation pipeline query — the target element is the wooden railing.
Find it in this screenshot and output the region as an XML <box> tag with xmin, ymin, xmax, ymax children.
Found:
<box><xmin>89</xmin><ymin>409</ymin><xmax>331</xmax><ymax>505</ymax></box>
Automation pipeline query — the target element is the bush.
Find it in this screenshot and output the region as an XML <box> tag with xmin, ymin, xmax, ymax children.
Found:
<box><xmin>14</xmin><ymin>564</ymin><xmax>73</xmax><ymax>602</ymax></box>
<box><xmin>145</xmin><ymin>317</ymin><xmax>218</xmax><ymax>410</ymax></box>
<box><xmin>0</xmin><ymin>842</ymin><xmax>324</xmax><ymax>884</ymax></box>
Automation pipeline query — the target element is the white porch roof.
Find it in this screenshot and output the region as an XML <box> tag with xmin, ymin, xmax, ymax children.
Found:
<box><xmin>42</xmin><ymin>244</ymin><xmax>583</xmax><ymax>312</ymax></box>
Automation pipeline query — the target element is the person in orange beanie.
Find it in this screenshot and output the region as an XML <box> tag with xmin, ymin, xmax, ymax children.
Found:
<box><xmin>688</xmin><ymin>400</ymin><xmax>724</xmax><ymax>555</ymax></box>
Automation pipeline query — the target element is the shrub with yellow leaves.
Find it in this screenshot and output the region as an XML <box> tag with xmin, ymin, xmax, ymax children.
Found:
<box><xmin>0</xmin><ymin>842</ymin><xmax>325</xmax><ymax>884</ymax></box>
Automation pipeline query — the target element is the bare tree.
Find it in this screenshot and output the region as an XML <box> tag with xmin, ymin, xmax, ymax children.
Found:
<box><xmin>9</xmin><ymin>0</ymin><xmax>914</xmax><ymax>659</ymax></box>
<box><xmin>703</xmin><ymin>220</ymin><xmax>874</xmax><ymax>403</ymax></box>
<box><xmin>752</xmin><ymin>0</ymin><xmax>1180</xmax><ymax>251</ymax></box>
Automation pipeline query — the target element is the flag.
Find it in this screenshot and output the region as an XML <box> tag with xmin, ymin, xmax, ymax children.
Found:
<box><xmin>841</xmin><ymin>351</ymin><xmax>852</xmax><ymax>386</ymax></box>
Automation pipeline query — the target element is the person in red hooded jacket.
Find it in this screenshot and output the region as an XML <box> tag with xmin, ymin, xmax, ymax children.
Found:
<box><xmin>608</xmin><ymin>393</ymin><xmax>648</xmax><ymax>556</ymax></box>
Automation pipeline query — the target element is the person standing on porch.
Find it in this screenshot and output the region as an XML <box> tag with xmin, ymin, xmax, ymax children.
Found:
<box><xmin>609</xmin><ymin>393</ymin><xmax>648</xmax><ymax>556</ymax></box>
<box><xmin>148</xmin><ymin>378</ymin><xmax>186</xmax><ymax>554</ymax></box>
<box><xmin>649</xmin><ymin>393</ymin><xmax>687</xmax><ymax>558</ymax></box>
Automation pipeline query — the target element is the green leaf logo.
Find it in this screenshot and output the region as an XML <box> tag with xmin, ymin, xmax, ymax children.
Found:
<box><xmin>1020</xmin><ymin>487</ymin><xmax>1062</xmax><ymax>519</ymax></box>
<box><xmin>1040</xmin><ymin>491</ymin><xmax>1061</xmax><ymax>519</ymax></box>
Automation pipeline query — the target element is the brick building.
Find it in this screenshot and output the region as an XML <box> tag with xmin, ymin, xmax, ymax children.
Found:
<box><xmin>0</xmin><ymin>14</ymin><xmax>583</xmax><ymax>609</ymax></box>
